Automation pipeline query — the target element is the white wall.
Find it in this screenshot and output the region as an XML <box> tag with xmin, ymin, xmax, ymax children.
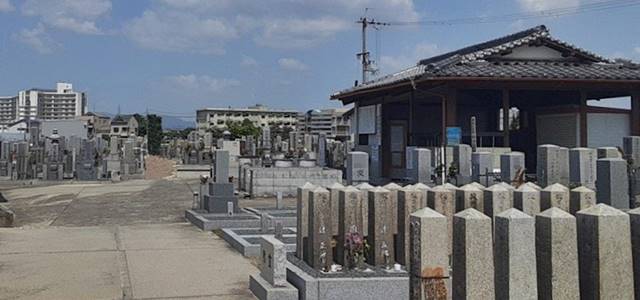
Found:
<box><xmin>587</xmin><ymin>113</ymin><xmax>629</xmax><ymax>148</ymax></box>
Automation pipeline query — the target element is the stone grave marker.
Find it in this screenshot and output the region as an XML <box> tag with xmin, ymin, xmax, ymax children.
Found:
<box><xmin>397</xmin><ymin>186</ymin><xmax>426</xmax><ymax>269</ymax></box>
<box><xmin>500</xmin><ymin>152</ymin><xmax>525</xmax><ymax>184</ymax></box>
<box><xmin>629</xmin><ymin>207</ymin><xmax>640</xmax><ymax>298</ymax></box>
<box><xmin>413</xmin><ymin>148</ymin><xmax>432</xmax><ymax>184</ymax></box>
<box><xmin>513</xmin><ymin>184</ymin><xmax>540</xmax><ymax>216</ymax></box>
<box><xmin>327</xmin><ymin>182</ymin><xmax>345</xmax><ymax>237</ymax></box>
<box><xmin>569</xmin><ymin>186</ymin><xmax>596</xmax><ymax>215</ymax></box>
<box><xmin>596</xmin><ymin>157</ymin><xmax>629</xmax><ymax>209</ymax></box>
<box><xmin>540</xmin><ymin>183</ymin><xmax>570</xmax><ymax>212</ymax></box>
<box><xmin>259</xmin><ymin>236</ymin><xmax>288</xmax><ymax>287</ymax></box>
<box><xmin>367</xmin><ymin>187</ymin><xmax>395</xmax><ymax>268</ymax></box>
<box><xmin>355</xmin><ymin>182</ymin><xmax>374</xmax><ymax>237</ymax></box>
<box><xmin>569</xmin><ymin>147</ymin><xmax>597</xmax><ymax>190</ymax></box>
<box><xmin>483</xmin><ymin>183</ymin><xmax>513</xmax><ymax>218</ymax></box>
<box><xmin>456</xmin><ymin>183</ymin><xmax>484</xmax><ymax>213</ymax></box>
<box><xmin>347</xmin><ymin>151</ymin><xmax>369</xmax><ymax>185</ymax></box>
<box><xmin>296</xmin><ymin>182</ymin><xmax>316</xmax><ymax>262</ymax></box>
<box><xmin>596</xmin><ymin>146</ymin><xmax>621</xmax><ymax>159</ymax></box>
<box><xmin>427</xmin><ymin>186</ymin><xmax>455</xmax><ymax>255</ymax></box>
<box><xmin>308</xmin><ymin>187</ymin><xmax>332</xmax><ymax>271</ymax></box>
<box><xmin>472</xmin><ymin>151</ymin><xmax>493</xmax><ymax>186</ymax></box>
<box><xmin>409</xmin><ymin>207</ymin><xmax>449</xmax><ymax>300</ymax></box>
<box><xmin>337</xmin><ymin>186</ymin><xmax>364</xmax><ymax>267</ymax></box>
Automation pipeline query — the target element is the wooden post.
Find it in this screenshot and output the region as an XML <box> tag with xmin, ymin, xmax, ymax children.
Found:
<box><xmin>632</xmin><ymin>92</ymin><xmax>640</xmax><ymax>136</ymax></box>
<box><xmin>580</xmin><ymin>91</ymin><xmax>588</xmax><ymax>147</ymax></box>
<box><xmin>502</xmin><ymin>90</ymin><xmax>510</xmax><ymax>148</ymax></box>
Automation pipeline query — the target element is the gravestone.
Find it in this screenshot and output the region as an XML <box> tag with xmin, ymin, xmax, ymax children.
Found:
<box><xmin>327</xmin><ymin>182</ymin><xmax>345</xmax><ymax>236</ymax></box>
<box><xmin>535</xmin><ymin>208</ymin><xmax>580</xmax><ymax>300</ymax></box>
<box><xmin>540</xmin><ymin>183</ymin><xmax>570</xmax><ymax>212</ymax></box>
<box><xmin>367</xmin><ymin>187</ymin><xmax>395</xmax><ymax>268</ymax></box>
<box><xmin>383</xmin><ymin>182</ymin><xmax>402</xmax><ymax>236</ymax></box>
<box><xmin>569</xmin><ymin>147</ymin><xmax>597</xmax><ymax>190</ymax></box>
<box><xmin>456</xmin><ymin>183</ymin><xmax>484</xmax><ymax>213</ymax></box>
<box><xmin>596</xmin><ymin>157</ymin><xmax>629</xmax><ymax>209</ymax></box>
<box><xmin>409</xmin><ymin>208</ymin><xmax>449</xmax><ymax>300</ymax></box>
<box><xmin>483</xmin><ymin>183</ymin><xmax>513</xmax><ymax>218</ymax></box>
<box><xmin>274</xmin><ymin>221</ymin><xmax>284</xmax><ymax>240</ymax></box>
<box><xmin>537</xmin><ymin>145</ymin><xmax>570</xmax><ymax>187</ymax></box>
<box><xmin>308</xmin><ymin>187</ymin><xmax>332</xmax><ymax>271</ymax></box>
<box><xmin>261</xmin><ymin>127</ymin><xmax>271</xmax><ymax>150</ymax></box>
<box><xmin>346</xmin><ymin>151</ymin><xmax>369</xmax><ymax>185</ymax></box>
<box><xmin>494</xmin><ymin>209</ymin><xmax>537</xmax><ymax>300</ymax></box>
<box><xmin>203</xmin><ymin>180</ymin><xmax>238</xmax><ymax>214</ymax></box>
<box><xmin>260</xmin><ymin>213</ymin><xmax>270</xmax><ymax>233</ymax></box>
<box><xmin>596</xmin><ymin>146</ymin><xmax>621</xmax><ymax>159</ymax></box>
<box><xmin>427</xmin><ymin>186</ymin><xmax>455</xmax><ymax>255</ymax></box>
<box><xmin>500</xmin><ymin>152</ymin><xmax>525</xmax><ymax>184</ymax></box>
<box><xmin>355</xmin><ymin>182</ymin><xmax>374</xmax><ymax>237</ymax></box>
<box><xmin>569</xmin><ymin>186</ymin><xmax>596</xmax><ymax>215</ymax></box>
<box><xmin>289</xmin><ymin>131</ymin><xmax>297</xmax><ymax>152</ymax></box>
<box><xmin>576</xmin><ymin>204</ymin><xmax>634</xmax><ymax>299</ymax></box>
<box><xmin>412</xmin><ymin>148</ymin><xmax>431</xmax><ymax>184</ymax></box>
<box><xmin>317</xmin><ymin>133</ymin><xmax>327</xmax><ymax>167</ymax></box>
<box><xmin>214</xmin><ymin>150</ymin><xmax>230</xmax><ymax>183</ymax></box>
<box><xmin>514</xmin><ymin>184</ymin><xmax>541</xmax><ymax>216</ymax></box>
<box><xmin>397</xmin><ymin>186</ymin><xmax>426</xmax><ymax>268</ymax></box>
<box><xmin>296</xmin><ymin>182</ymin><xmax>316</xmax><ymax>262</ymax></box>
<box><xmin>259</xmin><ymin>236</ymin><xmax>287</xmax><ymax>286</ymax></box>
<box><xmin>337</xmin><ymin>186</ymin><xmax>364</xmax><ymax>267</ymax></box>
<box><xmin>629</xmin><ymin>208</ymin><xmax>640</xmax><ymax>299</ymax></box>
<box><xmin>276</xmin><ymin>191</ymin><xmax>284</xmax><ymax>209</ymax></box>
<box><xmin>452</xmin><ymin>208</ymin><xmax>494</xmax><ymax>300</ymax></box>
<box><xmin>303</xmin><ymin>134</ymin><xmax>312</xmax><ymax>152</ymax></box>
<box><xmin>452</xmin><ymin>144</ymin><xmax>472</xmax><ymax>185</ymax></box>
<box><xmin>522</xmin><ymin>181</ymin><xmax>541</xmax><ymax>191</ymax></box>
<box><xmin>472</xmin><ymin>151</ymin><xmax>493</xmax><ymax>186</ymax></box>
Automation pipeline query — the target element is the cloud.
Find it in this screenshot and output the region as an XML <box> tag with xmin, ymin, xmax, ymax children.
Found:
<box><xmin>241</xmin><ymin>56</ymin><xmax>258</xmax><ymax>67</ymax></box>
<box><xmin>380</xmin><ymin>43</ymin><xmax>441</xmax><ymax>73</ymax></box>
<box><xmin>635</xmin><ymin>47</ymin><xmax>640</xmax><ymax>55</ymax></box>
<box><xmin>22</xmin><ymin>0</ymin><xmax>111</xmax><ymax>34</ymax></box>
<box><xmin>0</xmin><ymin>0</ymin><xmax>14</xmax><ymax>12</ymax></box>
<box><xmin>124</xmin><ymin>0</ymin><xmax>419</xmax><ymax>53</ymax></box>
<box><xmin>13</xmin><ymin>24</ymin><xmax>58</xmax><ymax>54</ymax></box>
<box><xmin>517</xmin><ymin>0</ymin><xmax>580</xmax><ymax>11</ymax></box>
<box><xmin>125</xmin><ymin>10</ymin><xmax>237</xmax><ymax>54</ymax></box>
<box><xmin>278</xmin><ymin>58</ymin><xmax>308</xmax><ymax>71</ymax></box>
<box><xmin>166</xmin><ymin>74</ymin><xmax>240</xmax><ymax>92</ymax></box>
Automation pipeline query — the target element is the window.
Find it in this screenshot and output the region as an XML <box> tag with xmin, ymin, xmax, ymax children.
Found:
<box><xmin>113</xmin><ymin>127</ymin><xmax>120</xmax><ymax>133</ymax></box>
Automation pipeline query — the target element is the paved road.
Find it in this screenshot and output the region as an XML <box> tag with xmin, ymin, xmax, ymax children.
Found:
<box><xmin>0</xmin><ymin>179</ymin><xmax>258</xmax><ymax>300</ymax></box>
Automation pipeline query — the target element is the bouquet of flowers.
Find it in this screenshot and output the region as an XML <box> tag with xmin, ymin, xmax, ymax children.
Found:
<box><xmin>344</xmin><ymin>230</ymin><xmax>369</xmax><ymax>270</ymax></box>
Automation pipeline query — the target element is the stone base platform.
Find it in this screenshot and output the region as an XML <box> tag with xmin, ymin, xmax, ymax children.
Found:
<box><xmin>185</xmin><ymin>209</ymin><xmax>260</xmax><ymax>231</ymax></box>
<box><xmin>286</xmin><ymin>254</ymin><xmax>409</xmax><ymax>300</ymax></box>
<box><xmin>221</xmin><ymin>227</ymin><xmax>296</xmax><ymax>257</ymax></box>
<box><xmin>243</xmin><ymin>207</ymin><xmax>297</xmax><ymax>227</ymax></box>
<box><xmin>249</xmin><ymin>273</ymin><xmax>298</xmax><ymax>300</ymax></box>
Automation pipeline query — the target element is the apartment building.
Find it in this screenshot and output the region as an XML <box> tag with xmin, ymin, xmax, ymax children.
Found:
<box><xmin>196</xmin><ymin>104</ymin><xmax>298</xmax><ymax>134</ymax></box>
<box><xmin>299</xmin><ymin>108</ymin><xmax>352</xmax><ymax>139</ymax></box>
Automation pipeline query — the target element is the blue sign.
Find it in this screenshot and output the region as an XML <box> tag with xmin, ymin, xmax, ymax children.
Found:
<box><xmin>446</xmin><ymin>127</ymin><xmax>461</xmax><ymax>146</ymax></box>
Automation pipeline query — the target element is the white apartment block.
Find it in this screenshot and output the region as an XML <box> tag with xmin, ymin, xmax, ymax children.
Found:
<box><xmin>196</xmin><ymin>104</ymin><xmax>299</xmax><ymax>134</ymax></box>
<box><xmin>0</xmin><ymin>82</ymin><xmax>87</xmax><ymax>128</ymax></box>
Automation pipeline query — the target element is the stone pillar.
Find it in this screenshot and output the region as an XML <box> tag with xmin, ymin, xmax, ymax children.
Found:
<box><xmin>427</xmin><ymin>186</ymin><xmax>455</xmax><ymax>255</ymax></box>
<box><xmin>259</xmin><ymin>236</ymin><xmax>288</xmax><ymax>287</ymax></box>
<box><xmin>535</xmin><ymin>208</ymin><xmax>580</xmax><ymax>300</ymax></box>
<box><xmin>623</xmin><ymin>136</ymin><xmax>640</xmax><ymax>169</ymax></box>
<box><xmin>398</xmin><ymin>186</ymin><xmax>427</xmax><ymax>268</ymax></box>
<box><xmin>540</xmin><ymin>183</ymin><xmax>570</xmax><ymax>212</ymax></box>
<box><xmin>308</xmin><ymin>187</ymin><xmax>333</xmax><ymax>271</ymax></box>
<box><xmin>537</xmin><ymin>144</ymin><xmax>570</xmax><ymax>187</ymax></box>
<box><xmin>569</xmin><ymin>147</ymin><xmax>597</xmax><ymax>190</ymax></box>
<box><xmin>413</xmin><ymin>148</ymin><xmax>432</xmax><ymax>184</ymax></box>
<box><xmin>629</xmin><ymin>207</ymin><xmax>640</xmax><ymax>299</ymax></box>
<box><xmin>383</xmin><ymin>182</ymin><xmax>402</xmax><ymax>236</ymax></box>
<box><xmin>494</xmin><ymin>208</ymin><xmax>537</xmax><ymax>299</ymax></box>
<box><xmin>337</xmin><ymin>186</ymin><xmax>364</xmax><ymax>267</ymax></box>
<box><xmin>577</xmin><ymin>204</ymin><xmax>634</xmax><ymax>299</ymax></box>
<box><xmin>483</xmin><ymin>183</ymin><xmax>513</xmax><ymax>218</ymax></box>
<box><xmin>317</xmin><ymin>133</ymin><xmax>327</xmax><ymax>167</ymax></box>
<box><xmin>214</xmin><ymin>149</ymin><xmax>229</xmax><ymax>183</ymax></box>
<box><xmin>367</xmin><ymin>187</ymin><xmax>395</xmax><ymax>268</ymax></box>
<box><xmin>296</xmin><ymin>182</ymin><xmax>316</xmax><ymax>262</ymax></box>
<box><xmin>409</xmin><ymin>208</ymin><xmax>449</xmax><ymax>300</ymax></box>
<box><xmin>327</xmin><ymin>182</ymin><xmax>345</xmax><ymax>236</ymax></box>
<box><xmin>456</xmin><ymin>183</ymin><xmax>484</xmax><ymax>213</ymax></box>
<box><xmin>347</xmin><ymin>151</ymin><xmax>369</xmax><ymax>185</ymax></box>
<box><xmin>569</xmin><ymin>186</ymin><xmax>595</xmax><ymax>215</ymax></box>
<box><xmin>596</xmin><ymin>146</ymin><xmax>621</xmax><ymax>159</ymax></box>
<box><xmin>472</xmin><ymin>151</ymin><xmax>493</xmax><ymax>186</ymax></box>
<box><xmin>514</xmin><ymin>184</ymin><xmax>540</xmax><ymax>216</ymax></box>
<box><xmin>500</xmin><ymin>152</ymin><xmax>525</xmax><ymax>184</ymax></box>
<box><xmin>452</xmin><ymin>144</ymin><xmax>472</xmax><ymax>185</ymax></box>
<box><xmin>452</xmin><ymin>208</ymin><xmax>494</xmax><ymax>300</ymax></box>
<box><xmin>596</xmin><ymin>157</ymin><xmax>629</xmax><ymax>209</ymax></box>
<box><xmin>355</xmin><ymin>182</ymin><xmax>374</xmax><ymax>237</ymax></box>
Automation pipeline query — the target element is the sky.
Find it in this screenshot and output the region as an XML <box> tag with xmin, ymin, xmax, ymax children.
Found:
<box><xmin>0</xmin><ymin>0</ymin><xmax>639</xmax><ymax>117</ymax></box>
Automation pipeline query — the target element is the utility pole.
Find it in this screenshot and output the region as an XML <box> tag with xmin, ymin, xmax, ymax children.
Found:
<box><xmin>356</xmin><ymin>14</ymin><xmax>389</xmax><ymax>84</ymax></box>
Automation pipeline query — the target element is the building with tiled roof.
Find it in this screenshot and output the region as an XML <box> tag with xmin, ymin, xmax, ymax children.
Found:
<box><xmin>331</xmin><ymin>25</ymin><xmax>640</xmax><ymax>182</ymax></box>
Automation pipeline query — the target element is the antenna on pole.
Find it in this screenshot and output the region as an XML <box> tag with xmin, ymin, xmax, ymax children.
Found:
<box><xmin>356</xmin><ymin>8</ymin><xmax>390</xmax><ymax>85</ymax></box>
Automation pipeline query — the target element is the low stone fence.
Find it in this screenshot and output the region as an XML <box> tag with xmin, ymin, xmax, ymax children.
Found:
<box><xmin>240</xmin><ymin>166</ymin><xmax>342</xmax><ymax>197</ymax></box>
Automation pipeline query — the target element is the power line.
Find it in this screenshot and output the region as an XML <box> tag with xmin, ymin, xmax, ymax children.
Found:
<box><xmin>387</xmin><ymin>0</ymin><xmax>640</xmax><ymax>26</ymax></box>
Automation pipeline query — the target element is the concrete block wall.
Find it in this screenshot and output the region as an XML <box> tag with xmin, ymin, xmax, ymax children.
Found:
<box><xmin>244</xmin><ymin>167</ymin><xmax>342</xmax><ymax>197</ymax></box>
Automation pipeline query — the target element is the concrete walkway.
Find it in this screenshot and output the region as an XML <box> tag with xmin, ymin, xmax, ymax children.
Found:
<box><xmin>0</xmin><ymin>179</ymin><xmax>259</xmax><ymax>300</ymax></box>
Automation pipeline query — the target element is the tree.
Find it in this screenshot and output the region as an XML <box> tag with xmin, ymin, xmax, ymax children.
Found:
<box><xmin>147</xmin><ymin>114</ymin><xmax>163</xmax><ymax>155</ymax></box>
<box><xmin>133</xmin><ymin>113</ymin><xmax>148</xmax><ymax>136</ymax></box>
<box><xmin>227</xmin><ymin>118</ymin><xmax>260</xmax><ymax>138</ymax></box>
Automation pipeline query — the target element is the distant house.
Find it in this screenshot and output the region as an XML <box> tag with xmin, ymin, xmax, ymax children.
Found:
<box><xmin>110</xmin><ymin>115</ymin><xmax>138</xmax><ymax>137</ymax></box>
<box><xmin>331</xmin><ymin>25</ymin><xmax>640</xmax><ymax>181</ymax></box>
<box><xmin>80</xmin><ymin>112</ymin><xmax>111</xmax><ymax>136</ymax></box>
